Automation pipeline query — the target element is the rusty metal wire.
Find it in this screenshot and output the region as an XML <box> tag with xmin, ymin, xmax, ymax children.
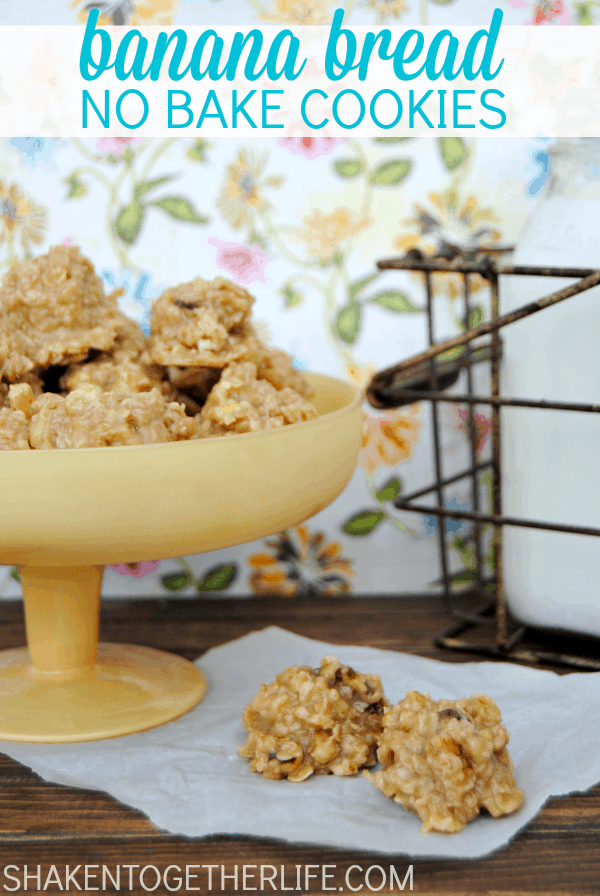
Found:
<box><xmin>369</xmin><ymin>251</ymin><xmax>600</xmax><ymax>670</ymax></box>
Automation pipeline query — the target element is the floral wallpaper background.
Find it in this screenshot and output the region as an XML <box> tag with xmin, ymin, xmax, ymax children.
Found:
<box><xmin>0</xmin><ymin>0</ymin><xmax>594</xmax><ymax>27</ymax></box>
<box><xmin>0</xmin><ymin>0</ymin><xmax>579</xmax><ymax>599</ymax></box>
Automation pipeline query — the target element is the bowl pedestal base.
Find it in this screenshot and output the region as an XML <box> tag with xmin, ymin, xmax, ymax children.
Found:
<box><xmin>0</xmin><ymin>565</ymin><xmax>206</xmax><ymax>743</ymax></box>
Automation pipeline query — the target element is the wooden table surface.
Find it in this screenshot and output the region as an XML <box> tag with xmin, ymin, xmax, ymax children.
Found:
<box><xmin>0</xmin><ymin>595</ymin><xmax>598</xmax><ymax>895</ymax></box>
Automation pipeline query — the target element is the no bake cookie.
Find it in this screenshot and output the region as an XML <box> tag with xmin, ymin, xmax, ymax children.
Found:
<box><xmin>148</xmin><ymin>276</ymin><xmax>255</xmax><ymax>368</ymax></box>
<box><xmin>27</xmin><ymin>385</ymin><xmax>197</xmax><ymax>449</ymax></box>
<box><xmin>364</xmin><ymin>690</ymin><xmax>524</xmax><ymax>833</ymax></box>
<box><xmin>239</xmin><ymin>656</ymin><xmax>387</xmax><ymax>782</ymax></box>
<box><xmin>197</xmin><ymin>361</ymin><xmax>317</xmax><ymax>437</ymax></box>
<box><xmin>0</xmin><ymin>245</ymin><xmax>123</xmax><ymax>379</ymax></box>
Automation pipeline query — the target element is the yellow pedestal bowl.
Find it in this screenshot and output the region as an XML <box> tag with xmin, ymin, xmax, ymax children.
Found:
<box><xmin>0</xmin><ymin>373</ymin><xmax>361</xmax><ymax>743</ymax></box>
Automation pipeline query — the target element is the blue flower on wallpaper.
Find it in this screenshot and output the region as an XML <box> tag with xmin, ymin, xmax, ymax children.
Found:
<box><xmin>101</xmin><ymin>269</ymin><xmax>155</xmax><ymax>333</ymax></box>
<box><xmin>9</xmin><ymin>137</ymin><xmax>58</xmax><ymax>168</ymax></box>
<box><xmin>423</xmin><ymin>496</ymin><xmax>470</xmax><ymax>536</ymax></box>
<box><xmin>288</xmin><ymin>340</ymin><xmax>310</xmax><ymax>371</ymax></box>
<box><xmin>524</xmin><ymin>147</ymin><xmax>550</xmax><ymax>197</ymax></box>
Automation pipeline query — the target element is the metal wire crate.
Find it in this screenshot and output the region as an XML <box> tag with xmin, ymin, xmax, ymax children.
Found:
<box><xmin>367</xmin><ymin>252</ymin><xmax>600</xmax><ymax>670</ymax></box>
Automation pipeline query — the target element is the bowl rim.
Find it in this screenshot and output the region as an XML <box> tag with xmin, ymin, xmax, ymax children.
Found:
<box><xmin>9</xmin><ymin>372</ymin><xmax>362</xmax><ymax>457</ymax></box>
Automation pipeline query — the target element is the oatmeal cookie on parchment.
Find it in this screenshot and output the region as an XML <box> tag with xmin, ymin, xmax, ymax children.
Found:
<box><xmin>239</xmin><ymin>656</ymin><xmax>387</xmax><ymax>782</ymax></box>
<box><xmin>364</xmin><ymin>691</ymin><xmax>524</xmax><ymax>834</ymax></box>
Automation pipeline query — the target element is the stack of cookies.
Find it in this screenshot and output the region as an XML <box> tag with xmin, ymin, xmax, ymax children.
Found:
<box><xmin>0</xmin><ymin>245</ymin><xmax>317</xmax><ymax>450</ymax></box>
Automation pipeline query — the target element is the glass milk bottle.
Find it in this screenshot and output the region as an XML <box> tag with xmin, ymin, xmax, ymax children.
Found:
<box><xmin>502</xmin><ymin>139</ymin><xmax>600</xmax><ymax>636</ymax></box>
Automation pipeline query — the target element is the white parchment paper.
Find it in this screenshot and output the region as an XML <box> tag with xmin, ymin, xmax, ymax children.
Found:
<box><xmin>3</xmin><ymin>626</ymin><xmax>600</xmax><ymax>859</ymax></box>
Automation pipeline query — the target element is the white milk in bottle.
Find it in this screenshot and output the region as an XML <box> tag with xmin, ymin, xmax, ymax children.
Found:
<box><xmin>502</xmin><ymin>139</ymin><xmax>600</xmax><ymax>635</ymax></box>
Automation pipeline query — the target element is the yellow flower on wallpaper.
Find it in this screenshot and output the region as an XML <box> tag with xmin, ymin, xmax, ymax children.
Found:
<box><xmin>217</xmin><ymin>147</ymin><xmax>283</xmax><ymax>232</ymax></box>
<box><xmin>358</xmin><ymin>404</ymin><xmax>422</xmax><ymax>474</ymax></box>
<box><xmin>346</xmin><ymin>363</ymin><xmax>378</xmax><ymax>392</ymax></box>
<box><xmin>72</xmin><ymin>0</ymin><xmax>178</xmax><ymax>26</ymax></box>
<box><xmin>368</xmin><ymin>0</ymin><xmax>409</xmax><ymax>23</ymax></box>
<box><xmin>0</xmin><ymin>182</ymin><xmax>47</xmax><ymax>261</ymax></box>
<box><xmin>298</xmin><ymin>207</ymin><xmax>374</xmax><ymax>263</ymax></box>
<box><xmin>260</xmin><ymin>0</ymin><xmax>336</xmax><ymax>24</ymax></box>
<box><xmin>394</xmin><ymin>187</ymin><xmax>502</xmax><ymax>300</ymax></box>
<box><xmin>247</xmin><ymin>526</ymin><xmax>355</xmax><ymax>596</ymax></box>
<box><xmin>359</xmin><ymin>408</ymin><xmax>422</xmax><ymax>475</ymax></box>
<box><xmin>346</xmin><ymin>364</ymin><xmax>422</xmax><ymax>476</ymax></box>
